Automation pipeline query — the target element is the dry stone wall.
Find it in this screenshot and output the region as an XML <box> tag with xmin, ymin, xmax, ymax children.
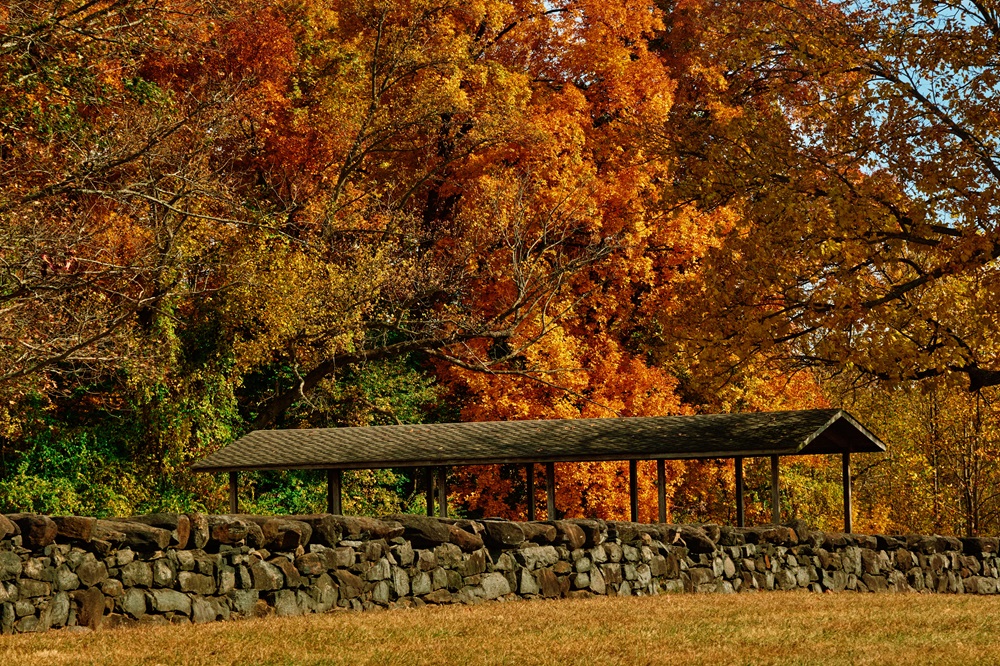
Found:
<box><xmin>1</xmin><ymin>512</ymin><xmax>999</xmax><ymax>634</ymax></box>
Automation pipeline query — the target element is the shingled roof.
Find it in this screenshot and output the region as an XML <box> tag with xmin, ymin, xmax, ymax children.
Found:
<box><xmin>192</xmin><ymin>409</ymin><xmax>884</xmax><ymax>473</ymax></box>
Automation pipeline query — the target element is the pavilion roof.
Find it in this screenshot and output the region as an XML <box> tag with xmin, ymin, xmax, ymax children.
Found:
<box><xmin>191</xmin><ymin>409</ymin><xmax>885</xmax><ymax>473</ymax></box>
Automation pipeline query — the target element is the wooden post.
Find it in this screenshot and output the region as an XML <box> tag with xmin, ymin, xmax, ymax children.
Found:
<box><xmin>425</xmin><ymin>467</ymin><xmax>434</xmax><ymax>517</ymax></box>
<box><xmin>526</xmin><ymin>463</ymin><xmax>536</xmax><ymax>521</ymax></box>
<box><xmin>735</xmin><ymin>456</ymin><xmax>745</xmax><ymax>528</ymax></box>
<box><xmin>437</xmin><ymin>466</ymin><xmax>448</xmax><ymax>519</ymax></box>
<box><xmin>657</xmin><ymin>459</ymin><xmax>667</xmax><ymax>524</ymax></box>
<box><xmin>327</xmin><ymin>469</ymin><xmax>342</xmax><ymax>515</ymax></box>
<box><xmin>843</xmin><ymin>452</ymin><xmax>853</xmax><ymax>534</ymax></box>
<box><xmin>770</xmin><ymin>455</ymin><xmax>780</xmax><ymax>524</ymax></box>
<box><xmin>629</xmin><ymin>460</ymin><xmax>639</xmax><ymax>523</ymax></box>
<box><xmin>228</xmin><ymin>471</ymin><xmax>238</xmax><ymax>514</ymax></box>
<box><xmin>545</xmin><ymin>462</ymin><xmax>556</xmax><ymax>519</ymax></box>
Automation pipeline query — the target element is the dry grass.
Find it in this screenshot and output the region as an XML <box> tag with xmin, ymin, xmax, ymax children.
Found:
<box><xmin>2</xmin><ymin>593</ymin><xmax>999</xmax><ymax>665</ymax></box>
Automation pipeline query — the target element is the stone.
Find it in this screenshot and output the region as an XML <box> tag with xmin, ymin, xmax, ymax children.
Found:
<box><xmin>332</xmin><ymin>516</ymin><xmax>404</xmax><ymax>542</ymax></box>
<box><xmin>120</xmin><ymin>588</ymin><xmax>147</xmax><ymax>619</ymax></box>
<box><xmin>411</xmin><ymin>571</ymin><xmax>432</xmax><ymax>596</ymax></box>
<box><xmin>367</xmin><ymin>557</ymin><xmax>392</xmax><ymax>581</ymax></box>
<box><xmin>190</xmin><ymin>596</ymin><xmax>218</xmax><ymax>623</ymax></box>
<box><xmin>120</xmin><ymin>561</ymin><xmax>153</xmax><ymax>588</ymax></box>
<box><xmin>6</xmin><ymin>514</ymin><xmax>57</xmax><ymax>549</ymax></box>
<box><xmin>535</xmin><ymin>568</ymin><xmax>561</xmax><ymax>598</ymax></box>
<box><xmin>76</xmin><ymin>555</ymin><xmax>108</xmax><ymax>588</ymax></box>
<box><xmin>0</xmin><ymin>515</ymin><xmax>16</xmax><ymax>541</ymax></box>
<box><xmin>520</xmin><ymin>522</ymin><xmax>558</xmax><ymax>544</ymax></box>
<box><xmin>227</xmin><ymin>589</ymin><xmax>260</xmax><ymax>616</ymax></box>
<box><xmin>392</xmin><ymin>567</ymin><xmax>410</xmax><ymax>596</ymax></box>
<box><xmin>518</xmin><ymin>546</ymin><xmax>560</xmax><ymax>570</ymax></box>
<box><xmin>571</xmin><ymin>520</ymin><xmax>607</xmax><ymax>548</ymax></box>
<box><xmin>0</xmin><ymin>552</ymin><xmax>21</xmax><ymax>581</ymax></box>
<box><xmin>378</xmin><ymin>515</ymin><xmax>450</xmax><ymax>547</ymax></box>
<box><xmin>417</xmin><ymin>549</ymin><xmax>438</xmax><ymax>571</ymax></box>
<box><xmin>187</xmin><ymin>513</ymin><xmax>210</xmax><ymax>550</ymax></box>
<box><xmin>604</xmin><ymin>543</ymin><xmax>624</xmax><ymax>563</ymax></box>
<box><xmin>260</xmin><ymin>518</ymin><xmax>313</xmax><ymax>551</ymax></box>
<box><xmin>434</xmin><ymin>542</ymin><xmax>463</xmax><ymax>568</ymax></box>
<box><xmin>124</xmin><ymin>514</ymin><xmax>191</xmax><ymax>549</ymax></box>
<box><xmin>519</xmin><ymin>568</ymin><xmax>540</xmax><ymax>595</ymax></box>
<box><xmin>149</xmin><ymin>589</ymin><xmax>192</xmax><ymax>615</ymax></box>
<box><xmin>480</xmin><ymin>572</ymin><xmax>511</xmax><ymax>600</ymax></box>
<box><xmin>250</xmin><ymin>560</ymin><xmax>284</xmax><ymax>591</ymax></box>
<box><xmin>152</xmin><ymin>558</ymin><xmax>176</xmax><ymax>587</ymax></box>
<box><xmin>325</xmin><ymin>547</ymin><xmax>355</xmax><ymax>569</ymax></box>
<box><xmin>208</xmin><ymin>516</ymin><xmax>255</xmax><ymax>546</ymax></box>
<box><xmin>460</xmin><ymin>549</ymin><xmax>488</xmax><ymax>577</ymax></box>
<box><xmin>106</xmin><ymin>521</ymin><xmax>172</xmax><ymax>552</ymax></box>
<box><xmin>422</xmin><ymin>589</ymin><xmax>454</xmax><ymax>604</ymax></box>
<box><xmin>72</xmin><ymin>587</ymin><xmax>106</xmax><ymax>630</ymax></box>
<box><xmin>270</xmin><ymin>558</ymin><xmax>303</xmax><ymax>588</ymax></box>
<box><xmin>601</xmin><ymin>563</ymin><xmax>623</xmax><ymax>586</ymax></box>
<box><xmin>287</xmin><ymin>514</ymin><xmax>342</xmax><ymax>547</ymax></box>
<box><xmin>372</xmin><ymin>580</ymin><xmax>392</xmax><ymax>604</ymax></box>
<box><xmin>52</xmin><ymin>516</ymin><xmax>96</xmax><ymax>542</ymax></box>
<box><xmin>573</xmin><ymin>572</ymin><xmax>590</xmax><ymax>589</ymax></box>
<box><xmin>334</xmin><ymin>570</ymin><xmax>365</xmax><ymax>599</ymax></box>
<box><xmin>49</xmin><ymin>592</ymin><xmax>70</xmax><ymax>628</ymax></box>
<box><xmin>295</xmin><ymin>553</ymin><xmax>326</xmax><ymax>576</ymax></box>
<box><xmin>89</xmin><ymin>521</ymin><xmax>127</xmax><ymax>550</ymax></box>
<box><xmin>392</xmin><ymin>543</ymin><xmax>414</xmax><ymax>567</ymax></box>
<box><xmin>678</xmin><ymin>525</ymin><xmax>716</xmax><ymax>554</ymax></box>
<box><xmin>100</xmin><ymin>579</ymin><xmax>124</xmax><ymax>598</ymax></box>
<box><xmin>548</xmin><ymin>521</ymin><xmax>586</xmax><ymax>550</ymax></box>
<box><xmin>575</xmin><ymin>557</ymin><xmax>592</xmax><ymax>573</ymax></box>
<box><xmin>19</xmin><ymin>579</ymin><xmax>51</xmax><ymax>597</ymax></box>
<box><xmin>448</xmin><ymin>525</ymin><xmax>484</xmax><ymax>552</ymax></box>
<box><xmin>431</xmin><ymin>567</ymin><xmax>449</xmax><ymax>591</ymax></box>
<box><xmin>178</xmin><ymin>571</ymin><xmax>216</xmax><ymax>595</ymax></box>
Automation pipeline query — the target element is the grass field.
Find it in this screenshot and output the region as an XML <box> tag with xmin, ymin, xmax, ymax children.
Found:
<box><xmin>2</xmin><ymin>592</ymin><xmax>999</xmax><ymax>665</ymax></box>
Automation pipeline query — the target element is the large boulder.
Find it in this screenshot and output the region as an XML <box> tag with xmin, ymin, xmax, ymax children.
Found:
<box><xmin>261</xmin><ymin>519</ymin><xmax>313</xmax><ymax>551</ymax></box>
<box><xmin>481</xmin><ymin>520</ymin><xmax>525</xmax><ymax>548</ymax></box>
<box><xmin>207</xmin><ymin>515</ymin><xmax>262</xmax><ymax>548</ymax></box>
<box><xmin>124</xmin><ymin>514</ymin><xmax>191</xmax><ymax>549</ymax></box>
<box><xmin>187</xmin><ymin>512</ymin><xmax>210</xmax><ymax>550</ymax></box>
<box><xmin>546</xmin><ymin>521</ymin><xmax>586</xmax><ymax>550</ymax></box>
<box><xmin>6</xmin><ymin>514</ymin><xmax>57</xmax><ymax>549</ymax></box>
<box><xmin>106</xmin><ymin>521</ymin><xmax>172</xmax><ymax>553</ymax></box>
<box><xmin>448</xmin><ymin>525</ymin><xmax>483</xmax><ymax>552</ymax></box>
<box><xmin>0</xmin><ymin>514</ymin><xmax>17</xmax><ymax>540</ymax></box>
<box><xmin>677</xmin><ymin>525</ymin><xmax>717</xmax><ymax>553</ymax></box>
<box><xmin>382</xmin><ymin>515</ymin><xmax>449</xmax><ymax>546</ymax></box>
<box><xmin>51</xmin><ymin>516</ymin><xmax>95</xmax><ymax>542</ymax></box>
<box><xmin>520</xmin><ymin>522</ymin><xmax>557</xmax><ymax>545</ymax></box>
<box><xmin>569</xmin><ymin>520</ymin><xmax>607</xmax><ymax>548</ymax></box>
<box><xmin>289</xmin><ymin>514</ymin><xmax>342</xmax><ymax>547</ymax></box>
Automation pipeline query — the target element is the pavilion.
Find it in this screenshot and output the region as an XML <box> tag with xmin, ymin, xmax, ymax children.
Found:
<box><xmin>191</xmin><ymin>408</ymin><xmax>885</xmax><ymax>532</ymax></box>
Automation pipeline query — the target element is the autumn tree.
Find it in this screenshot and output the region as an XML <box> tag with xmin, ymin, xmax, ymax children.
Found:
<box><xmin>645</xmin><ymin>0</ymin><xmax>1000</xmax><ymax>397</ymax></box>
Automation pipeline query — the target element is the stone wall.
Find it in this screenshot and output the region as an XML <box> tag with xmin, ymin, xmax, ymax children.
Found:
<box><xmin>1</xmin><ymin>512</ymin><xmax>998</xmax><ymax>634</ymax></box>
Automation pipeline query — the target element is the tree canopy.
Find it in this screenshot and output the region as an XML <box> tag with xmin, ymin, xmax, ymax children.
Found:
<box><xmin>2</xmin><ymin>0</ymin><xmax>999</xmax><ymax>535</ymax></box>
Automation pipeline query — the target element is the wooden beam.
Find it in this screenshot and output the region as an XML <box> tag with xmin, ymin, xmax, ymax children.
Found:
<box><xmin>526</xmin><ymin>463</ymin><xmax>536</xmax><ymax>521</ymax></box>
<box><xmin>735</xmin><ymin>456</ymin><xmax>745</xmax><ymax>528</ymax></box>
<box><xmin>327</xmin><ymin>469</ymin><xmax>342</xmax><ymax>515</ymax></box>
<box><xmin>770</xmin><ymin>454</ymin><xmax>780</xmax><ymax>524</ymax></box>
<box><xmin>629</xmin><ymin>460</ymin><xmax>639</xmax><ymax>523</ymax></box>
<box><xmin>843</xmin><ymin>452</ymin><xmax>852</xmax><ymax>534</ymax></box>
<box><xmin>545</xmin><ymin>462</ymin><xmax>556</xmax><ymax>519</ymax></box>
<box><xmin>229</xmin><ymin>471</ymin><xmax>238</xmax><ymax>514</ymax></box>
<box><xmin>656</xmin><ymin>459</ymin><xmax>667</xmax><ymax>524</ymax></box>
<box><xmin>437</xmin><ymin>466</ymin><xmax>448</xmax><ymax>518</ymax></box>
<box><xmin>425</xmin><ymin>467</ymin><xmax>434</xmax><ymax>517</ymax></box>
